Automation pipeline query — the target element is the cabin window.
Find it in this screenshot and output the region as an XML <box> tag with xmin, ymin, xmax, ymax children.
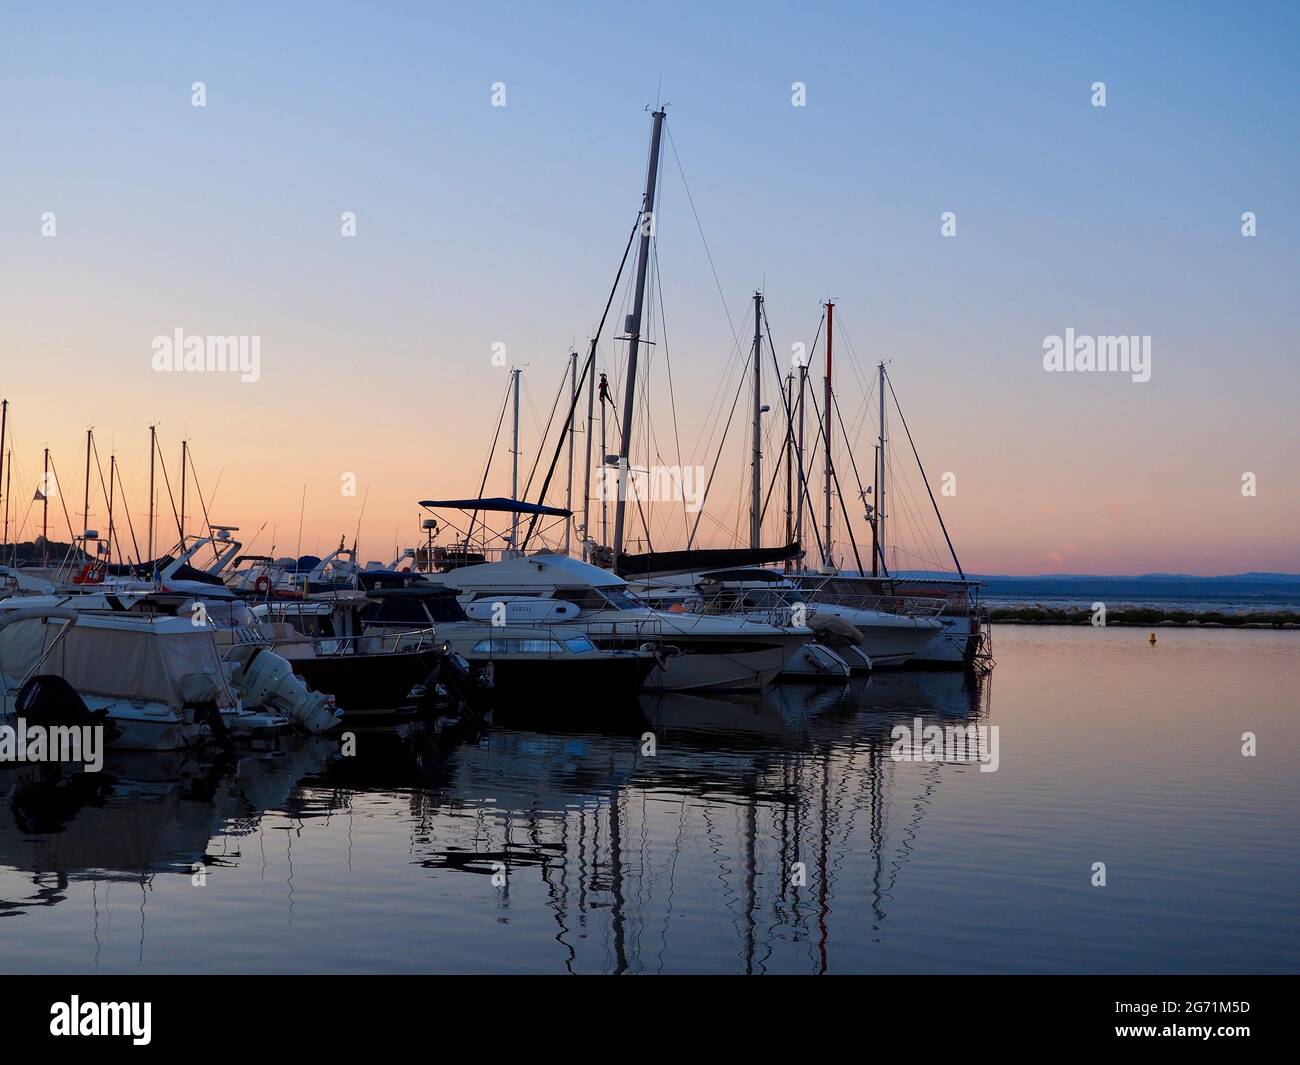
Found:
<box><xmin>599</xmin><ymin>589</ymin><xmax>642</xmax><ymax>611</ymax></box>
<box><xmin>471</xmin><ymin>638</ymin><xmax>565</xmax><ymax>654</ymax></box>
<box><xmin>370</xmin><ymin>599</ymin><xmax>432</xmax><ymax>625</ymax></box>
<box><xmin>564</xmin><ymin>636</ymin><xmax>595</xmax><ymax>654</ymax></box>
<box><xmin>552</xmin><ymin>588</ymin><xmax>609</xmax><ymax>611</ymax></box>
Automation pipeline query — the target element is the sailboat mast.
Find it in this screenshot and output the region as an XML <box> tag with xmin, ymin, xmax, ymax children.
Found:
<box><xmin>510</xmin><ymin>366</ymin><xmax>521</xmax><ymax>551</ymax></box>
<box><xmin>581</xmin><ymin>349</ymin><xmax>596</xmax><ymax>561</ymax></box>
<box><xmin>822</xmin><ymin>301</ymin><xmax>834</xmax><ymax>571</ymax></box>
<box><xmin>0</xmin><ymin>400</ymin><xmax>7</xmax><ymax>548</ymax></box>
<box><xmin>42</xmin><ymin>447</ymin><xmax>49</xmax><ymax>564</ymax></box>
<box><xmin>108</xmin><ymin>453</ymin><xmax>116</xmax><ymax>566</ymax></box>
<box><xmin>599</xmin><ymin>373</ymin><xmax>608</xmax><ymax>551</ymax></box>
<box><xmin>147</xmin><ymin>425</ymin><xmax>156</xmax><ymax>561</ymax></box>
<box><xmin>83</xmin><ymin>428</ymin><xmax>92</xmax><ymax>540</ymax></box>
<box><xmin>795</xmin><ymin>362</ymin><xmax>806</xmax><ymax>556</ymax></box>
<box><xmin>612</xmin><ymin>107</ymin><xmax>666</xmax><ymax>568</ymax></box>
<box><xmin>872</xmin><ymin>443</ymin><xmax>880</xmax><ymax>577</ymax></box>
<box><xmin>784</xmin><ymin>373</ymin><xmax>793</xmax><ymax>569</ymax></box>
<box><xmin>565</xmin><ymin>351</ymin><xmax>577</xmax><ymax>555</ymax></box>
<box><xmin>878</xmin><ymin>359</ymin><xmax>886</xmax><ymax>568</ymax></box>
<box><xmin>180</xmin><ymin>438</ymin><xmax>187</xmax><ymax>542</ymax></box>
<box><xmin>750</xmin><ymin>290</ymin><xmax>763</xmax><ymax>549</ymax></box>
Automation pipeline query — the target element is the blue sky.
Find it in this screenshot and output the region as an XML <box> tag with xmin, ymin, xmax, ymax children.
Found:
<box><xmin>1</xmin><ymin>1</ymin><xmax>1296</xmax><ymax>572</ymax></box>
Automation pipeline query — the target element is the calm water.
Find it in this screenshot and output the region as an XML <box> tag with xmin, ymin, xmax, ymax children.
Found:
<box><xmin>1</xmin><ymin>625</ymin><xmax>1296</xmax><ymax>974</ymax></box>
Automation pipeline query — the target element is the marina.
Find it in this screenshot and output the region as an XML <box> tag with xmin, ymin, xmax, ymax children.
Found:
<box><xmin>1</xmin><ymin>2</ymin><xmax>1296</xmax><ymax>1025</ymax></box>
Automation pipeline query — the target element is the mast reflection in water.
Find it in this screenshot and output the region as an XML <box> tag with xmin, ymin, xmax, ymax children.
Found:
<box><xmin>1</xmin><ymin>628</ymin><xmax>1296</xmax><ymax>973</ymax></box>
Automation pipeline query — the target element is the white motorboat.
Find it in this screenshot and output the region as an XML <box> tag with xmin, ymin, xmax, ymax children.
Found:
<box><xmin>0</xmin><ymin>607</ymin><xmax>234</xmax><ymax>750</ymax></box>
<box><xmin>425</xmin><ymin>552</ymin><xmax>808</xmax><ymax>692</ymax></box>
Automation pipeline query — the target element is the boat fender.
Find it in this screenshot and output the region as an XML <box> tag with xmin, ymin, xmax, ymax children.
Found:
<box><xmin>191</xmin><ymin>700</ymin><xmax>232</xmax><ymax>746</ymax></box>
<box><xmin>651</xmin><ymin>644</ymin><xmax>682</xmax><ymax>670</ymax></box>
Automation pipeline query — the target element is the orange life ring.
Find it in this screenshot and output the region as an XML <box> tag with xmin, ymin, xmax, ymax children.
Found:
<box><xmin>254</xmin><ymin>574</ymin><xmax>272</xmax><ymax>595</ymax></box>
<box><xmin>73</xmin><ymin>561</ymin><xmax>105</xmax><ymax>585</ymax></box>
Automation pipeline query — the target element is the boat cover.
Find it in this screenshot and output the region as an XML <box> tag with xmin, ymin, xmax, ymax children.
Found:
<box><xmin>615</xmin><ymin>541</ymin><xmax>803</xmax><ymax>578</ymax></box>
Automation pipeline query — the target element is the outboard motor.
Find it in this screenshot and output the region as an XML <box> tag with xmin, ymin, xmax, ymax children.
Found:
<box><xmin>14</xmin><ymin>675</ymin><xmax>122</xmax><ymax>745</ymax></box>
<box><xmin>226</xmin><ymin>645</ymin><xmax>342</xmax><ymax>735</ymax></box>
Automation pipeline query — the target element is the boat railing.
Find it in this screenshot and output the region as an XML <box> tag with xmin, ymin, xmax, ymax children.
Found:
<box><xmin>265</xmin><ymin>626</ymin><xmax>441</xmax><ymax>657</ymax></box>
<box><xmin>678</xmin><ymin>588</ymin><xmax>799</xmax><ymax>627</ymax></box>
<box><xmin>804</xmin><ymin>591</ymin><xmax>951</xmax><ymax>618</ymax></box>
<box><xmin>585</xmin><ymin>617</ymin><xmax>663</xmax><ymax>643</ymax></box>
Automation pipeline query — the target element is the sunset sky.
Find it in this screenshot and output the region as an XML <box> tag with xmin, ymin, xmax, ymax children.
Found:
<box><xmin>1</xmin><ymin>1</ymin><xmax>1296</xmax><ymax>575</ymax></box>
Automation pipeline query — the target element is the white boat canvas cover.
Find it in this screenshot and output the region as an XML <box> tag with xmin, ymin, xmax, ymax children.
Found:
<box><xmin>0</xmin><ymin>615</ymin><xmax>237</xmax><ymax>709</ymax></box>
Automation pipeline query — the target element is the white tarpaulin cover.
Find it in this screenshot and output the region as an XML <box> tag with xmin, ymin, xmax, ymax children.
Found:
<box><xmin>0</xmin><ymin>616</ymin><xmax>235</xmax><ymax>708</ymax></box>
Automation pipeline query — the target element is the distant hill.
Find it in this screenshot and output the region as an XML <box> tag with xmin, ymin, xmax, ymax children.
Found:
<box><xmin>887</xmin><ymin>570</ymin><xmax>1300</xmax><ymax>613</ymax></box>
<box><xmin>896</xmin><ymin>570</ymin><xmax>1300</xmax><ymax>582</ymax></box>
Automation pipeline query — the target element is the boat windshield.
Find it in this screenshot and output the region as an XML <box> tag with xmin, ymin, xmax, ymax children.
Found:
<box><xmin>599</xmin><ymin>588</ymin><xmax>644</xmax><ymax>611</ymax></box>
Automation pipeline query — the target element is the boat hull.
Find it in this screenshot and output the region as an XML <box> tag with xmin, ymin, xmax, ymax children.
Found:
<box><xmin>903</xmin><ymin>614</ymin><xmax>981</xmax><ymax>668</ymax></box>
<box><xmin>82</xmin><ymin>697</ymin><xmax>206</xmax><ymax>751</ymax></box>
<box><xmin>288</xmin><ymin>650</ymin><xmax>439</xmax><ymax>717</ymax></box>
<box><xmin>638</xmin><ymin>642</ymin><xmax>789</xmax><ymax>692</ymax></box>
<box><xmin>780</xmin><ymin>642</ymin><xmax>852</xmax><ymax>683</ymax></box>
<box><xmin>470</xmin><ymin>654</ymin><xmax>658</xmax><ymax>701</ymax></box>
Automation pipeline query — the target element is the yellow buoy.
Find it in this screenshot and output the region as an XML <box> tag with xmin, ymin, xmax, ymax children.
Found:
<box><xmin>1148</xmin><ymin>633</ymin><xmax>1157</xmax><ymax>644</ymax></box>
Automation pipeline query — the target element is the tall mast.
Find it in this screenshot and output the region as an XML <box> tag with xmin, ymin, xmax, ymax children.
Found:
<box><xmin>0</xmin><ymin>399</ymin><xmax>7</xmax><ymax>548</ymax></box>
<box><xmin>3</xmin><ymin>448</ymin><xmax>10</xmax><ymax>555</ymax></box>
<box><xmin>878</xmin><ymin>359</ymin><xmax>887</xmax><ymax>568</ymax></box>
<box><xmin>599</xmin><ymin>373</ymin><xmax>608</xmax><ymax>551</ymax></box>
<box><xmin>147</xmin><ymin>425</ymin><xmax>156</xmax><ymax>561</ymax></box>
<box><xmin>872</xmin><ymin>443</ymin><xmax>880</xmax><ymax>576</ymax></box>
<box><xmin>822</xmin><ymin>301</ymin><xmax>834</xmax><ymax>571</ymax></box>
<box><xmin>612</xmin><ymin>107</ymin><xmax>666</xmax><ymax>567</ymax></box>
<box><xmin>784</xmin><ymin>373</ymin><xmax>793</xmax><ymax>569</ymax></box>
<box><xmin>581</xmin><ymin>349</ymin><xmax>596</xmax><ymax>561</ymax></box>
<box><xmin>42</xmin><ymin>447</ymin><xmax>50</xmax><ymax>564</ymax></box>
<box><xmin>108</xmin><ymin>453</ymin><xmax>116</xmax><ymax>565</ymax></box>
<box><xmin>750</xmin><ymin>290</ymin><xmax>764</xmax><ymax>549</ymax></box>
<box><xmin>509</xmin><ymin>366</ymin><xmax>521</xmax><ymax>551</ymax></box>
<box><xmin>565</xmin><ymin>351</ymin><xmax>577</xmax><ymax>555</ymax></box>
<box><xmin>83</xmin><ymin>428</ymin><xmax>92</xmax><ymax>540</ymax></box>
<box><xmin>795</xmin><ymin>360</ymin><xmax>806</xmax><ymax>560</ymax></box>
<box><xmin>180</xmin><ymin>438</ymin><xmax>188</xmax><ymax>542</ymax></box>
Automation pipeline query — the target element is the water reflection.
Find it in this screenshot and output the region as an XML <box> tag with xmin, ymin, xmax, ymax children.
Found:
<box><xmin>0</xmin><ymin>672</ymin><xmax>988</xmax><ymax>973</ymax></box>
<box><xmin>0</xmin><ymin>741</ymin><xmax>339</xmax><ymax>902</ymax></box>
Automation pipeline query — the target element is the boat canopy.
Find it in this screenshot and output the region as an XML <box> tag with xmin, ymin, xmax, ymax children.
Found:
<box><xmin>0</xmin><ymin>615</ymin><xmax>236</xmax><ymax>708</ymax></box>
<box><xmin>418</xmin><ymin>497</ymin><xmax>572</xmax><ymax>517</ymax></box>
<box><xmin>616</xmin><ymin>541</ymin><xmax>803</xmax><ymax>579</ymax></box>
